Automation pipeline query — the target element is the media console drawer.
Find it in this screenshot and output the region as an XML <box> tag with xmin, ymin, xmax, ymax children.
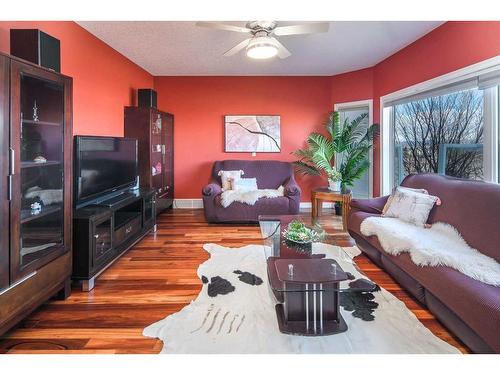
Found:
<box><xmin>114</xmin><ymin>215</ymin><xmax>141</xmax><ymax>246</ymax></box>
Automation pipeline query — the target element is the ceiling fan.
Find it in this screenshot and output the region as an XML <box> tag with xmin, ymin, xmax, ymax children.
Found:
<box><xmin>195</xmin><ymin>21</ymin><xmax>330</xmax><ymax>59</ymax></box>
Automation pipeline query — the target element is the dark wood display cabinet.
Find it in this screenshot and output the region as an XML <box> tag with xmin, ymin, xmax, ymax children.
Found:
<box><xmin>73</xmin><ymin>189</ymin><xmax>155</xmax><ymax>291</ymax></box>
<box><xmin>0</xmin><ymin>52</ymin><xmax>73</xmax><ymax>336</ymax></box>
<box><xmin>124</xmin><ymin>106</ymin><xmax>174</xmax><ymax>215</ymax></box>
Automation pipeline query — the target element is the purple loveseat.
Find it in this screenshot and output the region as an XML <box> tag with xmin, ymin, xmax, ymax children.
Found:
<box><xmin>348</xmin><ymin>174</ymin><xmax>500</xmax><ymax>353</ymax></box>
<box><xmin>202</xmin><ymin>160</ymin><xmax>301</xmax><ymax>223</ymax></box>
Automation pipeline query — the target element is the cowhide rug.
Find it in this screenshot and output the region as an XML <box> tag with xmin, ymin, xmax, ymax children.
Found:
<box><xmin>143</xmin><ymin>243</ymin><xmax>460</xmax><ymax>354</ymax></box>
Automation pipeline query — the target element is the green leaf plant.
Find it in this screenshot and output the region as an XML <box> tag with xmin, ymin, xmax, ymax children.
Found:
<box><xmin>292</xmin><ymin>111</ymin><xmax>379</xmax><ymax>192</ymax></box>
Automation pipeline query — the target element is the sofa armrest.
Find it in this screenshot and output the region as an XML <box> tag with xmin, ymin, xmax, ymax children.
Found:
<box><xmin>350</xmin><ymin>195</ymin><xmax>389</xmax><ymax>214</ymax></box>
<box><xmin>283</xmin><ymin>176</ymin><xmax>301</xmax><ymax>197</ymax></box>
<box><xmin>202</xmin><ymin>183</ymin><xmax>222</xmax><ymax>197</ymax></box>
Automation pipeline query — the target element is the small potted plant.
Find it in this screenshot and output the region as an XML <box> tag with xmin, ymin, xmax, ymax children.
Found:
<box><xmin>282</xmin><ymin>219</ymin><xmax>326</xmax><ymax>253</ymax></box>
<box><xmin>327</xmin><ymin>167</ymin><xmax>342</xmax><ymax>191</ymax></box>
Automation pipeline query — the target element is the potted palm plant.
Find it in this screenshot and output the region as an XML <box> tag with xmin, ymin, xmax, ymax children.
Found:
<box><xmin>326</xmin><ymin>167</ymin><xmax>342</xmax><ymax>191</ymax></box>
<box><xmin>292</xmin><ymin>111</ymin><xmax>378</xmax><ymax>194</ymax></box>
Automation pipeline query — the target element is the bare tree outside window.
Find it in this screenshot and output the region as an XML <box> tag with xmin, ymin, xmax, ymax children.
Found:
<box><xmin>394</xmin><ymin>89</ymin><xmax>484</xmax><ymax>185</ymax></box>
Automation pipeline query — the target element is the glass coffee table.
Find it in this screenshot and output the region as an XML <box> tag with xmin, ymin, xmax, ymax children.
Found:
<box><xmin>259</xmin><ymin>215</ymin><xmax>376</xmax><ymax>336</ymax></box>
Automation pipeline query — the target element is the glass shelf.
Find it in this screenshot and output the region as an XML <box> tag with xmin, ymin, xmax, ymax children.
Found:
<box><xmin>22</xmin><ymin>119</ymin><xmax>62</xmax><ymax>127</ymax></box>
<box><xmin>21</xmin><ymin>160</ymin><xmax>61</xmax><ymax>168</ymax></box>
<box><xmin>21</xmin><ymin>205</ymin><xmax>62</xmax><ymax>224</ymax></box>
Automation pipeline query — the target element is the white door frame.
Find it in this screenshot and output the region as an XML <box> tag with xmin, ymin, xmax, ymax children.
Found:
<box><xmin>334</xmin><ymin>99</ymin><xmax>374</xmax><ymax>198</ymax></box>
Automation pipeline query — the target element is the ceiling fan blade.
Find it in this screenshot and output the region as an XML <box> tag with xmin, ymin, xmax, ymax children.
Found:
<box><xmin>273</xmin><ymin>22</ymin><xmax>330</xmax><ymax>36</ymax></box>
<box><xmin>272</xmin><ymin>38</ymin><xmax>291</xmax><ymax>59</ymax></box>
<box><xmin>195</xmin><ymin>21</ymin><xmax>252</xmax><ymax>34</ymax></box>
<box><xmin>223</xmin><ymin>38</ymin><xmax>252</xmax><ymax>56</ymax></box>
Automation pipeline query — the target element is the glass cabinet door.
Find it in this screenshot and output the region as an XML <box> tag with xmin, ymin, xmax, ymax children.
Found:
<box><xmin>150</xmin><ymin>110</ymin><xmax>164</xmax><ymax>197</ymax></box>
<box><xmin>10</xmin><ymin>61</ymin><xmax>69</xmax><ymax>281</ymax></box>
<box><xmin>0</xmin><ymin>55</ymin><xmax>8</xmax><ymax>291</ymax></box>
<box><xmin>163</xmin><ymin>114</ymin><xmax>174</xmax><ymax>200</ymax></box>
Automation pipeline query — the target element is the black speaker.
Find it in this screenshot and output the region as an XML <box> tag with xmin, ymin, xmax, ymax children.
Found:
<box><xmin>138</xmin><ymin>89</ymin><xmax>157</xmax><ymax>108</ymax></box>
<box><xmin>10</xmin><ymin>29</ymin><xmax>61</xmax><ymax>73</ymax></box>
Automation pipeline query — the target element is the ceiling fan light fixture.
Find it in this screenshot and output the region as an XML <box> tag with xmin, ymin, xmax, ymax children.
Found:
<box><xmin>246</xmin><ymin>37</ymin><xmax>278</xmax><ymax>59</ymax></box>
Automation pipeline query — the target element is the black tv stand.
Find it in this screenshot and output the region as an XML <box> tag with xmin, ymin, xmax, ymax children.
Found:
<box><xmin>97</xmin><ymin>191</ymin><xmax>137</xmax><ymax>207</ymax></box>
<box><xmin>72</xmin><ymin>188</ymin><xmax>156</xmax><ymax>291</ymax></box>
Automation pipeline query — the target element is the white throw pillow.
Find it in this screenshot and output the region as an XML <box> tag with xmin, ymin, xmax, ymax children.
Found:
<box><xmin>218</xmin><ymin>170</ymin><xmax>244</xmax><ymax>191</ymax></box>
<box><xmin>383</xmin><ymin>186</ymin><xmax>439</xmax><ymax>226</ymax></box>
<box><xmin>232</xmin><ymin>177</ymin><xmax>258</xmax><ymax>191</ymax></box>
<box><xmin>382</xmin><ymin>186</ymin><xmax>429</xmax><ymax>215</ymax></box>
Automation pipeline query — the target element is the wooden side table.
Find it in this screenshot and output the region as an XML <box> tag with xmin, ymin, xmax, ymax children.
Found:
<box><xmin>311</xmin><ymin>188</ymin><xmax>352</xmax><ymax>231</ymax></box>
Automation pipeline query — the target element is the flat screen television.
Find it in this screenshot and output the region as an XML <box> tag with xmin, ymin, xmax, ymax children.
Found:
<box><xmin>74</xmin><ymin>136</ymin><xmax>138</xmax><ymax>207</ymax></box>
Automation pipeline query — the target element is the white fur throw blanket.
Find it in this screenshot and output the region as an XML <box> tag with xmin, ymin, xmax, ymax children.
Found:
<box><xmin>360</xmin><ymin>217</ymin><xmax>500</xmax><ymax>286</ymax></box>
<box><xmin>220</xmin><ymin>186</ymin><xmax>284</xmax><ymax>208</ymax></box>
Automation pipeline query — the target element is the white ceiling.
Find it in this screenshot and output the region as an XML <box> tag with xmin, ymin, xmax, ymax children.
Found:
<box><xmin>77</xmin><ymin>21</ymin><xmax>444</xmax><ymax>76</ymax></box>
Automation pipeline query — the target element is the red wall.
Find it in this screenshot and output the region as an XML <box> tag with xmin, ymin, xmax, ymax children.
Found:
<box><xmin>330</xmin><ymin>21</ymin><xmax>500</xmax><ymax>196</ymax></box>
<box><xmin>330</xmin><ymin>67</ymin><xmax>374</xmax><ymax>105</ymax></box>
<box><xmin>154</xmin><ymin>76</ymin><xmax>332</xmax><ymax>200</ymax></box>
<box><xmin>2</xmin><ymin>21</ymin><xmax>499</xmax><ymax>200</ymax></box>
<box><xmin>0</xmin><ymin>21</ymin><xmax>154</xmax><ymax>136</ymax></box>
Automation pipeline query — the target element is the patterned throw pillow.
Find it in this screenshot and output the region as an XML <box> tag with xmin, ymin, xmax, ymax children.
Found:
<box><xmin>218</xmin><ymin>170</ymin><xmax>244</xmax><ymax>191</ymax></box>
<box><xmin>382</xmin><ymin>186</ymin><xmax>439</xmax><ymax>226</ymax></box>
<box><xmin>382</xmin><ymin>186</ymin><xmax>429</xmax><ymax>215</ymax></box>
<box><xmin>232</xmin><ymin>178</ymin><xmax>258</xmax><ymax>191</ymax></box>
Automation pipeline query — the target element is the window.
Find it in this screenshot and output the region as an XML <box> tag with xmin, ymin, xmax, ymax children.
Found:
<box><xmin>393</xmin><ymin>87</ymin><xmax>485</xmax><ymax>185</ymax></box>
<box><xmin>335</xmin><ymin>100</ymin><xmax>373</xmax><ymax>198</ymax></box>
<box><xmin>381</xmin><ymin>58</ymin><xmax>500</xmax><ymax>194</ymax></box>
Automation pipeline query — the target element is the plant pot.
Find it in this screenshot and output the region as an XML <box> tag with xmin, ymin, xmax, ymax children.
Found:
<box><xmin>334</xmin><ymin>202</ymin><xmax>342</xmax><ymax>216</ymax></box>
<box><xmin>328</xmin><ymin>179</ymin><xmax>341</xmax><ymax>191</ymax></box>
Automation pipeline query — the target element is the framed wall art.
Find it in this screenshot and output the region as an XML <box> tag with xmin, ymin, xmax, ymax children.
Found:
<box><xmin>224</xmin><ymin>115</ymin><xmax>281</xmax><ymax>153</ymax></box>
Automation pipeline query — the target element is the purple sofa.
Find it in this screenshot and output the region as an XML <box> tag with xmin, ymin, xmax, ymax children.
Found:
<box><xmin>202</xmin><ymin>160</ymin><xmax>301</xmax><ymax>223</ymax></box>
<box><xmin>348</xmin><ymin>173</ymin><xmax>500</xmax><ymax>353</ymax></box>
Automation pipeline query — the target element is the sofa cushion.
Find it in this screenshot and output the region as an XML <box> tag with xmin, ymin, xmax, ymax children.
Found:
<box><xmin>385</xmin><ymin>252</ymin><xmax>500</xmax><ymax>352</ymax></box>
<box><xmin>401</xmin><ymin>174</ymin><xmax>500</xmax><ymax>261</ymax></box>
<box><xmin>383</xmin><ymin>187</ymin><xmax>439</xmax><ymax>226</ymax></box>
<box><xmin>218</xmin><ymin>170</ymin><xmax>244</xmax><ymax>190</ymax></box>
<box><xmin>212</xmin><ymin>195</ymin><xmax>291</xmax><ymax>222</ymax></box>
<box><xmin>212</xmin><ymin>160</ymin><xmax>293</xmax><ymax>189</ymax></box>
<box><xmin>382</xmin><ymin>186</ymin><xmax>429</xmax><ymax>214</ymax></box>
<box><xmin>232</xmin><ymin>177</ymin><xmax>258</xmax><ymax>191</ymax></box>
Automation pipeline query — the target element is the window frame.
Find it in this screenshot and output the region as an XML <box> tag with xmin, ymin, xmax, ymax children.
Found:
<box><xmin>380</xmin><ymin>55</ymin><xmax>500</xmax><ymax>195</ymax></box>
<box><xmin>334</xmin><ymin>99</ymin><xmax>374</xmax><ymax>198</ymax></box>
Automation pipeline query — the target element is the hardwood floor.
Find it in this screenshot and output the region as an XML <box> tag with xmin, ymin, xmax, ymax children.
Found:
<box><xmin>0</xmin><ymin>209</ymin><xmax>470</xmax><ymax>354</ymax></box>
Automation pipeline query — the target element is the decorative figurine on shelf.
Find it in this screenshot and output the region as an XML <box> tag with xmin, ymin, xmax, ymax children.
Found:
<box><xmin>153</xmin><ymin>114</ymin><xmax>162</xmax><ymax>134</ymax></box>
<box><xmin>32</xmin><ymin>100</ymin><xmax>39</xmax><ymax>122</ymax></box>
<box><xmin>30</xmin><ymin>202</ymin><xmax>42</xmax><ymax>215</ymax></box>
<box><xmin>152</xmin><ymin>166</ymin><xmax>157</xmax><ymax>176</ymax></box>
<box><xmin>155</xmin><ymin>162</ymin><xmax>162</xmax><ymax>174</ymax></box>
<box><xmin>33</xmin><ymin>156</ymin><xmax>47</xmax><ymax>163</ymax></box>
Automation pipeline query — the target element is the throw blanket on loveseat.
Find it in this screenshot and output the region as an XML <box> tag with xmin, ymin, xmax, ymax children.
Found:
<box><xmin>220</xmin><ymin>186</ymin><xmax>284</xmax><ymax>208</ymax></box>
<box><xmin>360</xmin><ymin>217</ymin><xmax>500</xmax><ymax>286</ymax></box>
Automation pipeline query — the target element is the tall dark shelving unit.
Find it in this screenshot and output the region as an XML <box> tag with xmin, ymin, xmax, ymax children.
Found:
<box><xmin>0</xmin><ymin>52</ymin><xmax>73</xmax><ymax>336</ymax></box>
<box><xmin>124</xmin><ymin>106</ymin><xmax>174</xmax><ymax>214</ymax></box>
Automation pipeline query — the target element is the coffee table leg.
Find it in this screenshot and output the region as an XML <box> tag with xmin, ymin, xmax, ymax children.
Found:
<box><xmin>305</xmin><ymin>283</ymin><xmax>309</xmax><ymax>331</ymax></box>
<box><xmin>319</xmin><ymin>283</ymin><xmax>323</xmax><ymax>333</ymax></box>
